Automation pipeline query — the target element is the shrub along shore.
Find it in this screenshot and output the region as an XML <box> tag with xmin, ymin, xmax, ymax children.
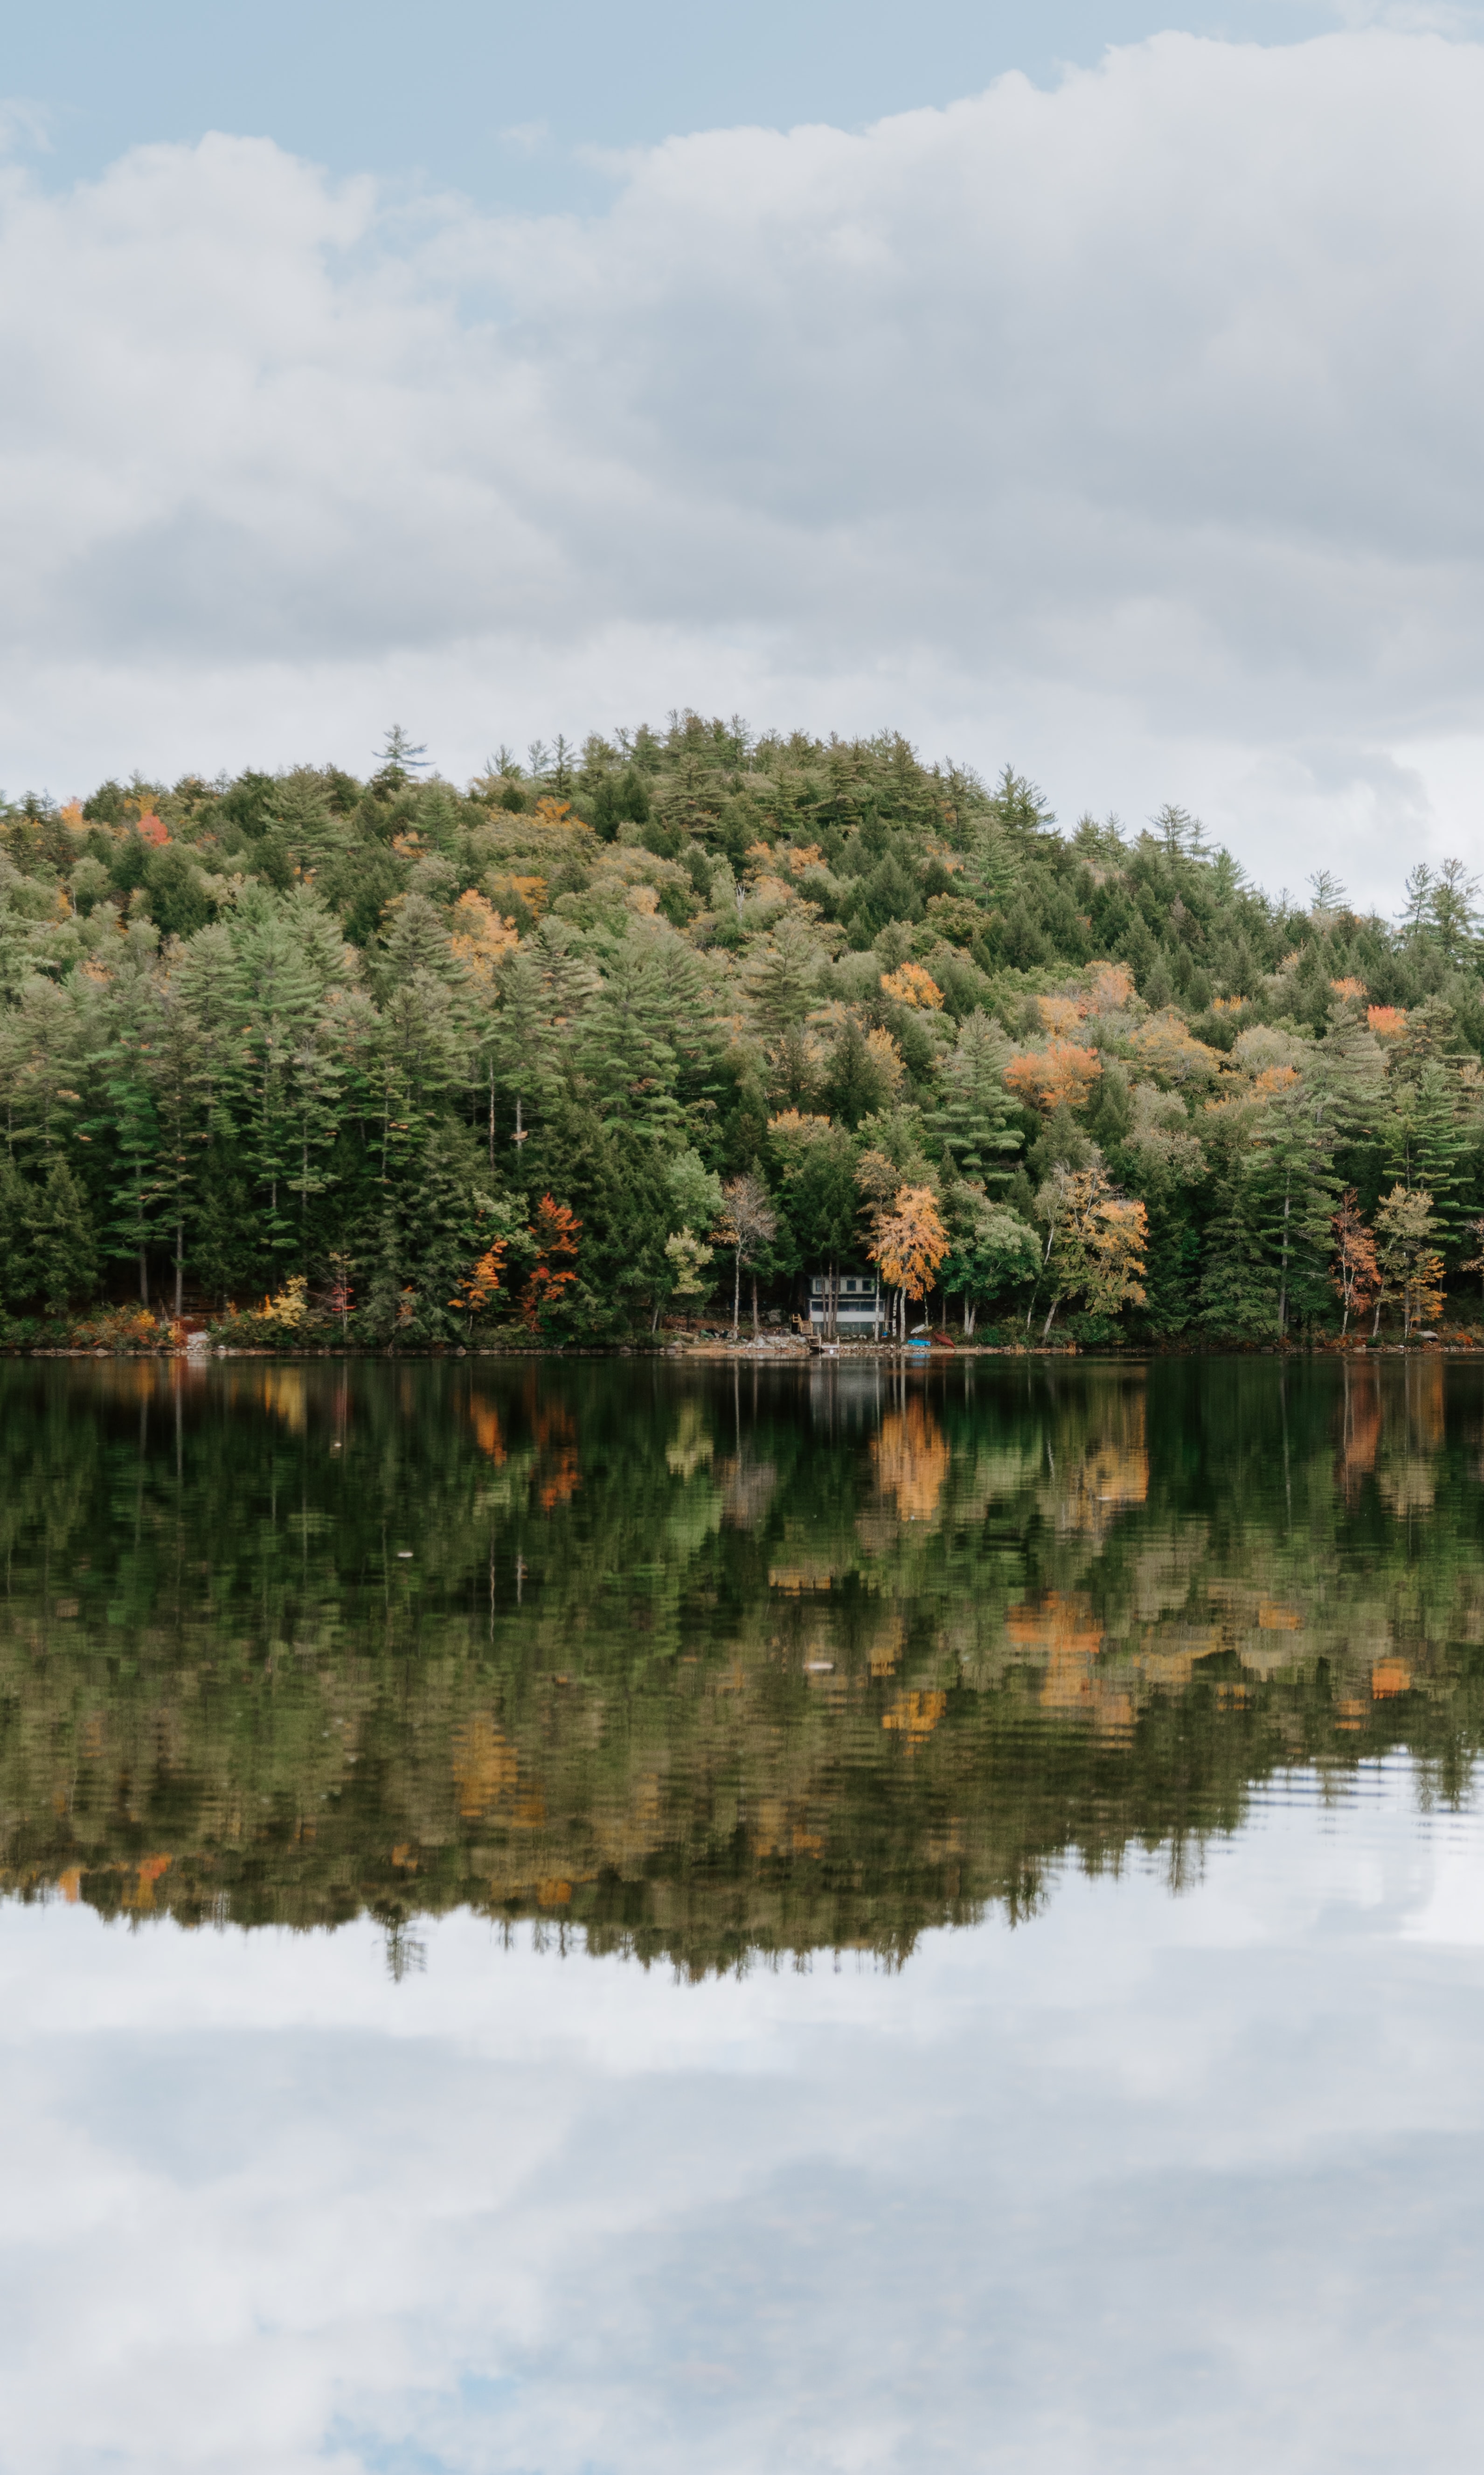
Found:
<box><xmin>3</xmin><ymin>714</ymin><xmax>1484</xmax><ymax>1352</ymax></box>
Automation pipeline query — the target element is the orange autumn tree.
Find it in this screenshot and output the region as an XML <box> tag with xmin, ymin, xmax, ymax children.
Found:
<box><xmin>522</xmin><ymin>1196</ymin><xmax>581</xmax><ymax>1329</ymax></box>
<box><xmin>449</xmin><ymin>1239</ymin><xmax>508</xmax><ymax>1334</ymax></box>
<box><xmin>1330</xmin><ymin>1191</ymin><xmax>1380</xmax><ymax>1338</ymax></box>
<box><xmin>866</xmin><ymin>1183</ymin><xmax>950</xmax><ymax>1339</ymax></box>
<box><xmin>1005</xmin><ymin>1038</ymin><xmax>1103</xmax><ymax>1115</ymax></box>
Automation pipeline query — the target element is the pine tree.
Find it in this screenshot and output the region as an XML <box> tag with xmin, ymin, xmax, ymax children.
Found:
<box><xmin>932</xmin><ymin>1012</ymin><xmax>1023</xmax><ymax>1185</ymax></box>
<box><xmin>0</xmin><ymin>1158</ymin><xmax>35</xmax><ymax>1306</ymax></box>
<box><xmin>27</xmin><ymin>1160</ymin><xmax>97</xmax><ymax>1313</ymax></box>
<box><xmin>1383</xmin><ymin>1061</ymin><xmax>1472</xmax><ymax>1262</ymax></box>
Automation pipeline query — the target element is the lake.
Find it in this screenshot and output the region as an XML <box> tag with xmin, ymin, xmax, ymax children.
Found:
<box><xmin>3</xmin><ymin>1354</ymin><xmax>1484</xmax><ymax>2471</ymax></box>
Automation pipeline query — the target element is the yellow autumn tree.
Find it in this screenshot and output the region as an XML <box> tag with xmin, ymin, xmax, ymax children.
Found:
<box><xmin>1129</xmin><ymin>1010</ymin><xmax>1220</xmax><ymax>1087</ymax></box>
<box><xmin>449</xmin><ymin>890</ymin><xmax>520</xmax><ymax>984</ymax></box>
<box><xmin>880</xmin><ymin>962</ymin><xmax>944</xmax><ymax>1009</ymax></box>
<box><xmin>867</xmin><ymin>1184</ymin><xmax>950</xmax><ymax>1338</ymax></box>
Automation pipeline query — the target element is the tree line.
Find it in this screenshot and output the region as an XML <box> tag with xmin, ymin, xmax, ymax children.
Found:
<box><xmin>2</xmin><ymin>714</ymin><xmax>1483</xmax><ymax>1345</ymax></box>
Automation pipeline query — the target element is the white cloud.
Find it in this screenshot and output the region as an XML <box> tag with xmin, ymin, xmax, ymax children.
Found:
<box><xmin>4</xmin><ymin>30</ymin><xmax>1484</xmax><ymax>900</ymax></box>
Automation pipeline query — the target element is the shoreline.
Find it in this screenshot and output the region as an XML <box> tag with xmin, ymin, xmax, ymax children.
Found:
<box><xmin>7</xmin><ymin>1336</ymin><xmax>1477</xmax><ymax>1363</ymax></box>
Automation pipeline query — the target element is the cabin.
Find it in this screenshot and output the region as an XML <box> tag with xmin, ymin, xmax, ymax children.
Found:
<box><xmin>808</xmin><ymin>1271</ymin><xmax>883</xmax><ymax>1335</ymax></box>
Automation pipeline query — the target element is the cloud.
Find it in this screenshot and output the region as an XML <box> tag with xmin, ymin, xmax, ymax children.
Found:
<box><xmin>4</xmin><ymin>30</ymin><xmax>1484</xmax><ymax>896</ymax></box>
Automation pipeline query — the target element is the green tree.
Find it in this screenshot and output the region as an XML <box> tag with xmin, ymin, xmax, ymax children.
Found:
<box><xmin>940</xmin><ymin>1187</ymin><xmax>1040</xmax><ymax>1334</ymax></box>
<box><xmin>27</xmin><ymin>1159</ymin><xmax>97</xmax><ymax>1313</ymax></box>
<box><xmin>931</xmin><ymin>1011</ymin><xmax>1022</xmax><ymax>1185</ymax></box>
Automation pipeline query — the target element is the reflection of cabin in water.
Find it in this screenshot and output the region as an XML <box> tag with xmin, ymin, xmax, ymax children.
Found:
<box><xmin>809</xmin><ymin>1271</ymin><xmax>883</xmax><ymax>1335</ymax></box>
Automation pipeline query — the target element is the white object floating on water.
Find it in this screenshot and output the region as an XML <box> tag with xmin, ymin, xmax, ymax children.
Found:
<box><xmin>396</xmin><ymin>1551</ymin><xmax>413</xmax><ymax>1559</ymax></box>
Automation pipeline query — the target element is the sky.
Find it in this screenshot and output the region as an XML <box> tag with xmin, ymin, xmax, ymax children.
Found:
<box><xmin>4</xmin><ymin>1</ymin><xmax>1484</xmax><ymax>905</ymax></box>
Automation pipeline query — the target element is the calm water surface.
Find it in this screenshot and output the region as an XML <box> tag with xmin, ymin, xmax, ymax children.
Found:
<box><xmin>3</xmin><ymin>1356</ymin><xmax>1484</xmax><ymax>2471</ymax></box>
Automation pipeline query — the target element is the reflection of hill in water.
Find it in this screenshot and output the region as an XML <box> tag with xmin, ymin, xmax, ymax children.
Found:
<box><xmin>1</xmin><ymin>1358</ymin><xmax>1482</xmax><ymax>1973</ymax></box>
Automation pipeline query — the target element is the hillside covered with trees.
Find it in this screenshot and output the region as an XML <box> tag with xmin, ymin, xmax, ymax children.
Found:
<box><xmin>2</xmin><ymin>714</ymin><xmax>1483</xmax><ymax>1347</ymax></box>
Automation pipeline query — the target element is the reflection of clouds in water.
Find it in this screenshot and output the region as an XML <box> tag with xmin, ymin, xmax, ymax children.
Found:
<box><xmin>5</xmin><ymin>1763</ymin><xmax>1484</xmax><ymax>2473</ymax></box>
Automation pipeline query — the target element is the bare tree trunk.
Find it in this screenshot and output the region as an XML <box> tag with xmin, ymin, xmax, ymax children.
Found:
<box><xmin>139</xmin><ymin>1246</ymin><xmax>149</xmax><ymax>1308</ymax></box>
<box><xmin>1042</xmin><ymin>1298</ymin><xmax>1058</xmax><ymax>1342</ymax></box>
<box><xmin>732</xmin><ymin>1248</ymin><xmax>741</xmax><ymax>1340</ymax></box>
<box><xmin>174</xmin><ymin>1223</ymin><xmax>184</xmax><ymax>1318</ymax></box>
<box><xmin>751</xmin><ymin>1272</ymin><xmax>758</xmax><ymax>1336</ymax></box>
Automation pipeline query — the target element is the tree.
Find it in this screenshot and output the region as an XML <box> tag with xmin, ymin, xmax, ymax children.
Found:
<box><xmin>90</xmin><ymin>1034</ymin><xmax>163</xmax><ymax>1305</ymax></box>
<box><xmin>745</xmin><ymin>920</ymin><xmax>820</xmax><ymax>1039</ymax></box>
<box><xmin>1330</xmin><ymin>1191</ymin><xmax>1380</xmax><ymax>1338</ymax></box>
<box><xmin>769</xmin><ymin>1112</ymin><xmax>859</xmax><ymax>1337</ymax></box>
<box><xmin>879</xmin><ymin>962</ymin><xmax>943</xmax><ymax>1010</ymax></box>
<box><xmin>940</xmin><ymin>1188</ymin><xmax>1040</xmax><ymax>1335</ymax></box>
<box><xmin>932</xmin><ymin>1012</ymin><xmax>1023</xmax><ymax>1185</ymax></box>
<box><xmin>714</xmin><ymin>1170</ymin><xmax>778</xmax><ymax>1337</ymax></box>
<box><xmin>523</xmin><ymin>1196</ymin><xmax>581</xmax><ymax>1330</ymax></box>
<box><xmin>1005</xmin><ymin>1039</ymin><xmax>1102</xmax><ymax>1116</ymax></box>
<box><xmin>27</xmin><ymin>1161</ymin><xmax>97</xmax><ymax>1315</ymax></box>
<box><xmin>663</xmin><ymin>1229</ymin><xmax>714</xmax><ymax>1303</ymax></box>
<box><xmin>375</xmin><ymin>725</ymin><xmax>429</xmax><ymax>785</ymax></box>
<box><xmin>1033</xmin><ymin>1164</ymin><xmax>1147</xmax><ymax>1339</ymax></box>
<box><xmin>866</xmin><ymin>1183</ymin><xmax>950</xmax><ymax>1339</ymax></box>
<box><xmin>1462</xmin><ymin>1216</ymin><xmax>1484</xmax><ymax>1306</ymax></box>
<box><xmin>0</xmin><ymin>1158</ymin><xmax>35</xmax><ymax>1306</ymax></box>
<box><xmin>1375</xmin><ymin>1185</ymin><xmax>1444</xmax><ymax>1340</ymax></box>
<box><xmin>1248</xmin><ymin>1086</ymin><xmax>1338</xmax><ymax>1339</ymax></box>
<box><xmin>1382</xmin><ymin>1061</ymin><xmax>1472</xmax><ymax>1262</ymax></box>
<box><xmin>449</xmin><ymin>1240</ymin><xmax>508</xmax><ymax>1337</ymax></box>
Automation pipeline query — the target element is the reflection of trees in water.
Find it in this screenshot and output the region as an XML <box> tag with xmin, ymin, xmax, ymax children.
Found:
<box><xmin>0</xmin><ymin>1358</ymin><xmax>1483</xmax><ymax>1971</ymax></box>
<box><xmin>869</xmin><ymin>1398</ymin><xmax>951</xmax><ymax>1525</ymax></box>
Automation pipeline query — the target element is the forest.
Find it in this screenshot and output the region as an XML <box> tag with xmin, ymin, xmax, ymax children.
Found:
<box><xmin>2</xmin><ymin>713</ymin><xmax>1483</xmax><ymax>1348</ymax></box>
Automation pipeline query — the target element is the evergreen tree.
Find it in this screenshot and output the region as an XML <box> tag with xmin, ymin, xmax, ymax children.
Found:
<box><xmin>932</xmin><ymin>1011</ymin><xmax>1023</xmax><ymax>1184</ymax></box>
<box><xmin>27</xmin><ymin>1159</ymin><xmax>97</xmax><ymax>1313</ymax></box>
